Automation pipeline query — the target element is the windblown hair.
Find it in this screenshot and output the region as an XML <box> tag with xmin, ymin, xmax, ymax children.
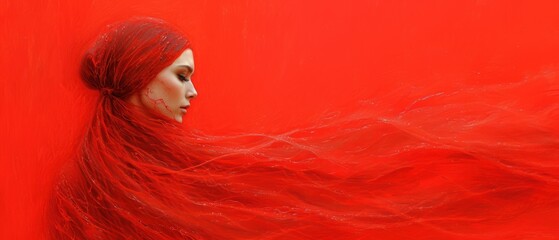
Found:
<box><xmin>48</xmin><ymin>17</ymin><xmax>559</xmax><ymax>239</ymax></box>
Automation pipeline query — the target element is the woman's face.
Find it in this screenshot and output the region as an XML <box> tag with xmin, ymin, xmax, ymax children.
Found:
<box><xmin>130</xmin><ymin>49</ymin><xmax>198</xmax><ymax>123</ymax></box>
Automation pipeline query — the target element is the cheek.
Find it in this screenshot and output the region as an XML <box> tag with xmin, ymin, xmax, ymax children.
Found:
<box><xmin>152</xmin><ymin>76</ymin><xmax>185</xmax><ymax>109</ymax></box>
<box><xmin>160</xmin><ymin>78</ymin><xmax>183</xmax><ymax>101</ymax></box>
<box><xmin>141</xmin><ymin>78</ymin><xmax>178</xmax><ymax>108</ymax></box>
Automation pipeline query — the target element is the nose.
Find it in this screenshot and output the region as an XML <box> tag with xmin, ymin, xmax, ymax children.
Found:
<box><xmin>186</xmin><ymin>83</ymin><xmax>198</xmax><ymax>99</ymax></box>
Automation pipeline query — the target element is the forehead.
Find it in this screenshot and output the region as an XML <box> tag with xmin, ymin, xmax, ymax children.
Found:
<box><xmin>172</xmin><ymin>49</ymin><xmax>194</xmax><ymax>68</ymax></box>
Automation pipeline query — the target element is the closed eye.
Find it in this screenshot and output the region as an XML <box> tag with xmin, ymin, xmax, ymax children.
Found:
<box><xmin>177</xmin><ymin>74</ymin><xmax>190</xmax><ymax>82</ymax></box>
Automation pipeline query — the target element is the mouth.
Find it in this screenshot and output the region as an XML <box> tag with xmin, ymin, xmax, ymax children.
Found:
<box><xmin>180</xmin><ymin>105</ymin><xmax>190</xmax><ymax>113</ymax></box>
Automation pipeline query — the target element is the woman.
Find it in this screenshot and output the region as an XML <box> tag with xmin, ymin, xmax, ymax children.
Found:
<box><xmin>48</xmin><ymin>17</ymin><xmax>559</xmax><ymax>239</ymax></box>
<box><xmin>47</xmin><ymin>17</ymin><xmax>206</xmax><ymax>239</ymax></box>
<box><xmin>48</xmin><ymin>17</ymin><xmax>368</xmax><ymax>239</ymax></box>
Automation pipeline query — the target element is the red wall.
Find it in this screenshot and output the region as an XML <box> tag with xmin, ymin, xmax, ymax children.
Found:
<box><xmin>2</xmin><ymin>0</ymin><xmax>559</xmax><ymax>238</ymax></box>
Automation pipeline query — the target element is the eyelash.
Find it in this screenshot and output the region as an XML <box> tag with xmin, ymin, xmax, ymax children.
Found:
<box><xmin>177</xmin><ymin>74</ymin><xmax>190</xmax><ymax>82</ymax></box>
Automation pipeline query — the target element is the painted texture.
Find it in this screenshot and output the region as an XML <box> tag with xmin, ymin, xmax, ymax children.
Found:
<box><xmin>1</xmin><ymin>0</ymin><xmax>559</xmax><ymax>239</ymax></box>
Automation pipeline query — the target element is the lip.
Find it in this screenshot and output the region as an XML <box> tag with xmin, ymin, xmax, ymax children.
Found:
<box><xmin>180</xmin><ymin>105</ymin><xmax>190</xmax><ymax>113</ymax></box>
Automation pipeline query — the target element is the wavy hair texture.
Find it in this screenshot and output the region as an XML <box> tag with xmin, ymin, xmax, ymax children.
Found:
<box><xmin>48</xmin><ymin>17</ymin><xmax>559</xmax><ymax>239</ymax></box>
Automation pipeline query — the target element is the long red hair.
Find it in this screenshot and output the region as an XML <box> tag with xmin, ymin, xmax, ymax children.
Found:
<box><xmin>48</xmin><ymin>17</ymin><xmax>559</xmax><ymax>239</ymax></box>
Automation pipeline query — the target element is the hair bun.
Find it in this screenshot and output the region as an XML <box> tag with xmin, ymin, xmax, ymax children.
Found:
<box><xmin>99</xmin><ymin>87</ymin><xmax>115</xmax><ymax>97</ymax></box>
<box><xmin>78</xmin><ymin>16</ymin><xmax>189</xmax><ymax>99</ymax></box>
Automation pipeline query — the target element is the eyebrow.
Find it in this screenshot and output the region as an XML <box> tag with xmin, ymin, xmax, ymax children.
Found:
<box><xmin>177</xmin><ymin>65</ymin><xmax>194</xmax><ymax>74</ymax></box>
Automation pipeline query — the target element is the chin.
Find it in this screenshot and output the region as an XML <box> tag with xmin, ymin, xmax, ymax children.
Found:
<box><xmin>174</xmin><ymin>115</ymin><xmax>183</xmax><ymax>123</ymax></box>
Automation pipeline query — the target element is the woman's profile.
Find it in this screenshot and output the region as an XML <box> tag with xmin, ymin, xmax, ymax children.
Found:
<box><xmin>48</xmin><ymin>17</ymin><xmax>317</xmax><ymax>239</ymax></box>
<box><xmin>47</xmin><ymin>16</ymin><xmax>559</xmax><ymax>240</ymax></box>
<box><xmin>48</xmin><ymin>17</ymin><xmax>392</xmax><ymax>239</ymax></box>
<box><xmin>48</xmin><ymin>17</ymin><xmax>206</xmax><ymax>239</ymax></box>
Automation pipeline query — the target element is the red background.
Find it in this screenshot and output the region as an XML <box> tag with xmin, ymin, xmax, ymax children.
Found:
<box><xmin>2</xmin><ymin>0</ymin><xmax>559</xmax><ymax>239</ymax></box>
